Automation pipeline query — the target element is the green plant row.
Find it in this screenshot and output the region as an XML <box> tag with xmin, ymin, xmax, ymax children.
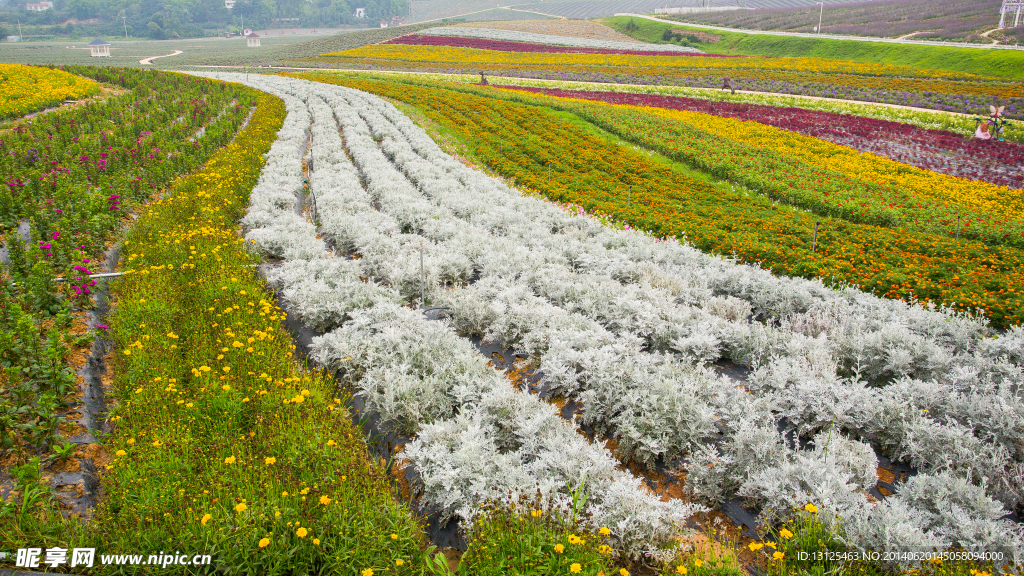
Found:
<box><xmin>1</xmin><ymin>85</ymin><xmax>435</xmax><ymax>576</ymax></box>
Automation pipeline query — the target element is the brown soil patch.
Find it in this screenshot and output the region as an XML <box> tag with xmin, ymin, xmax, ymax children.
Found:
<box><xmin>391</xmin><ymin>457</ymin><xmax>414</xmax><ymax>502</ymax></box>
<box><xmin>82</xmin><ymin>443</ymin><xmax>111</xmax><ymax>467</ymax></box>
<box><xmin>440</xmin><ymin>548</ymin><xmax>462</xmax><ymax>573</ymax></box>
<box><xmin>876</xmin><ymin>467</ymin><xmax>895</xmax><ymax>484</ymax></box>
<box><xmin>49</xmin><ymin>457</ymin><xmax>83</xmax><ymax>473</ymax></box>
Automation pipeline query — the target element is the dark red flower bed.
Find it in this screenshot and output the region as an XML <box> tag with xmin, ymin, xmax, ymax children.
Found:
<box><xmin>501</xmin><ymin>86</ymin><xmax>1024</xmax><ymax>189</ymax></box>
<box><xmin>384</xmin><ymin>34</ymin><xmax>742</xmax><ymax>58</ymax></box>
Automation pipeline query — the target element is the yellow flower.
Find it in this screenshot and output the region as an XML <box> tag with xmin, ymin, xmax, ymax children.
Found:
<box><xmin>297</xmin><ymin>527</ymin><xmax>307</xmax><ymax>538</ymax></box>
<box><xmin>282</xmin><ymin>491</ymin><xmax>289</xmax><ymax>496</ymax></box>
<box><xmin>779</xmin><ymin>528</ymin><xmax>794</xmax><ymax>539</ymax></box>
<box><xmin>531</xmin><ymin>509</ymin><xmax>542</xmax><ymax>517</ymax></box>
<box><xmin>599</xmin><ymin>526</ymin><xmax>611</xmax><ymax>536</ymax></box>
<box><xmin>265</xmin><ymin>457</ymin><xmax>276</xmax><ymax>465</ymax></box>
<box><xmin>258</xmin><ymin>538</ymin><xmax>270</xmax><ymax>548</ymax></box>
<box><xmin>151</xmin><ymin>440</ymin><xmax>162</xmax><ymax>447</ymax></box>
<box><xmin>320</xmin><ymin>495</ymin><xmax>331</xmax><ymax>505</ymax></box>
<box><xmin>570</xmin><ymin>563</ymin><xmax>582</xmax><ymax>574</ymax></box>
<box><xmin>805</xmin><ymin>503</ymin><xmax>818</xmax><ymax>513</ymax></box>
<box><xmin>115</xmin><ymin>449</ymin><xmax>126</xmax><ymax>456</ymax></box>
<box><xmin>327</xmin><ymin>439</ymin><xmax>337</xmax><ymax>446</ymax></box>
<box><xmin>395</xmin><ymin>559</ymin><xmax>404</xmax><ymax>566</ymax></box>
<box><xmin>391</xmin><ymin>533</ymin><xmax>398</xmax><ymax>540</ymax></box>
<box><xmin>773</xmin><ymin>551</ymin><xmax>785</xmax><ymax>561</ymax></box>
<box><xmin>313</xmin><ymin>539</ymin><xmax>321</xmax><ymax>545</ymax></box>
<box><xmin>619</xmin><ymin>569</ymin><xmax>630</xmax><ymax>576</ymax></box>
<box><xmin>554</xmin><ymin>544</ymin><xmax>564</xmax><ymax>554</ymax></box>
<box><xmin>676</xmin><ymin>566</ymin><xmax>687</xmax><ymax>575</ymax></box>
<box><xmin>361</xmin><ymin>570</ymin><xmax>374</xmax><ymax>576</ymax></box>
<box><xmin>235</xmin><ymin>503</ymin><xmax>247</xmax><ymax>512</ymax></box>
<box><xmin>224</xmin><ymin>456</ymin><xmax>236</xmax><ymax>464</ymax></box>
<box><xmin>694</xmin><ymin>560</ymin><xmax>702</xmax><ymax>568</ymax></box>
<box><xmin>749</xmin><ymin>542</ymin><xmax>764</xmax><ymax>551</ymax></box>
<box><xmin>127</xmin><ymin>438</ymin><xmax>135</xmax><ymax>445</ymax></box>
<box><xmin>201</xmin><ymin>513</ymin><xmax>212</xmax><ymax>525</ymax></box>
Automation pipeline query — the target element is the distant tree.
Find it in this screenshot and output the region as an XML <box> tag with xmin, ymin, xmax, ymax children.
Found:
<box><xmin>147</xmin><ymin>20</ymin><xmax>165</xmax><ymax>38</ymax></box>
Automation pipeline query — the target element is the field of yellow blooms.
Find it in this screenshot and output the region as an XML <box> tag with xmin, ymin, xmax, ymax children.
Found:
<box><xmin>0</xmin><ymin>64</ymin><xmax>100</xmax><ymax>120</ymax></box>
<box><xmin>327</xmin><ymin>45</ymin><xmax>986</xmax><ymax>81</ymax></box>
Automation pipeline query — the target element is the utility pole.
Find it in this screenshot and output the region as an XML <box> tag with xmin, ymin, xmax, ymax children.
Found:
<box><xmin>122</xmin><ymin>16</ymin><xmax>128</xmax><ymax>38</ymax></box>
<box><xmin>18</xmin><ymin>19</ymin><xmax>23</xmax><ymax>41</ymax></box>
<box><xmin>816</xmin><ymin>2</ymin><xmax>823</xmax><ymax>34</ymax></box>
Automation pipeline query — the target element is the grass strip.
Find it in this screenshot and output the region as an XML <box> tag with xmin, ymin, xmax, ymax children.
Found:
<box><xmin>2</xmin><ymin>84</ymin><xmax>433</xmax><ymax>576</ymax></box>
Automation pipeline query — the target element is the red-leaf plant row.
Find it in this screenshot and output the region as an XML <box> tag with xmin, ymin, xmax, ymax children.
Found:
<box><xmin>384</xmin><ymin>34</ymin><xmax>744</xmax><ymax>58</ymax></box>
<box><xmin>503</xmin><ymin>86</ymin><xmax>1024</xmax><ymax>189</ymax></box>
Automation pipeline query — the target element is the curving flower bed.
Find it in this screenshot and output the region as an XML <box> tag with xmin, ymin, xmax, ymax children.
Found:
<box><xmin>498</xmin><ymin>86</ymin><xmax>1024</xmax><ymax>189</ymax></box>
<box><xmin>417</xmin><ymin>26</ymin><xmax>705</xmax><ymax>53</ymax></box>
<box><xmin>385</xmin><ymin>34</ymin><xmax>736</xmax><ymax>57</ymax></box>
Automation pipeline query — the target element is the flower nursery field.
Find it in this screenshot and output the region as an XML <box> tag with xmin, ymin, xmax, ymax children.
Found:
<box><xmin>677</xmin><ymin>0</ymin><xmax>1002</xmax><ymax>42</ymax></box>
<box><xmin>314</xmin><ymin>26</ymin><xmax>1024</xmax><ymax>120</ymax></box>
<box><xmin>0</xmin><ymin>64</ymin><xmax>100</xmax><ymax>120</ymax></box>
<box><xmin>2</xmin><ymin>24</ymin><xmax>1024</xmax><ymax>576</ymax></box>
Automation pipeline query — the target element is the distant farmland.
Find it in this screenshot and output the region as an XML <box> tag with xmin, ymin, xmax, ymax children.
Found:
<box><xmin>676</xmin><ymin>0</ymin><xmax>1004</xmax><ymax>42</ymax></box>
<box><xmin>408</xmin><ymin>0</ymin><xmax>874</xmax><ymax>23</ymax></box>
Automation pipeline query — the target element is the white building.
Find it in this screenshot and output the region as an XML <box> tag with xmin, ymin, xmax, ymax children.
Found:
<box><xmin>224</xmin><ymin>0</ymin><xmax>235</xmax><ymax>8</ymax></box>
<box><xmin>26</xmin><ymin>1</ymin><xmax>53</xmax><ymax>10</ymax></box>
<box><xmin>354</xmin><ymin>7</ymin><xmax>365</xmax><ymax>17</ymax></box>
<box><xmin>379</xmin><ymin>20</ymin><xmax>388</xmax><ymax>28</ymax></box>
<box><xmin>245</xmin><ymin>32</ymin><xmax>260</xmax><ymax>47</ymax></box>
<box><xmin>88</xmin><ymin>38</ymin><xmax>110</xmax><ymax>57</ymax></box>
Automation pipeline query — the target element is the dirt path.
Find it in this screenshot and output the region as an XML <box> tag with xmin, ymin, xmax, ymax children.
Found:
<box><xmin>981</xmin><ymin>27</ymin><xmax>1003</xmax><ymax>45</ymax></box>
<box><xmin>140</xmin><ymin>50</ymin><xmax>183</xmax><ymax>65</ymax></box>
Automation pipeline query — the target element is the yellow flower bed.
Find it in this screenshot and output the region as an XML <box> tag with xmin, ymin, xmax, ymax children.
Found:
<box><xmin>0</xmin><ymin>64</ymin><xmax>100</xmax><ymax>120</ymax></box>
<box><xmin>329</xmin><ymin>44</ymin><xmax>988</xmax><ymax>81</ymax></box>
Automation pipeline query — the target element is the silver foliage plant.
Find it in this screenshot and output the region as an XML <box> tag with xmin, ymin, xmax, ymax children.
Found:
<box><xmin>191</xmin><ymin>72</ymin><xmax>1024</xmax><ymax>560</ymax></box>
<box><xmin>188</xmin><ymin>73</ymin><xmax>705</xmax><ymax>560</ymax></box>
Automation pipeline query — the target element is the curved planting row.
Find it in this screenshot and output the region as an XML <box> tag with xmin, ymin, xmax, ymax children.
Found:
<box><xmin>201</xmin><ymin>72</ymin><xmax>703</xmax><ymax>565</ymax></box>
<box><xmin>81</xmin><ymin>85</ymin><xmax>437</xmax><ymax>575</ymax></box>
<box><xmin>385</xmin><ymin>34</ymin><xmax>735</xmax><ymax>57</ymax></box>
<box><xmin>501</xmin><ymin>85</ymin><xmax>1024</xmax><ymax>190</ymax></box>
<box><xmin>316</xmin><ymin>46</ymin><xmax>1024</xmax><ymax>120</ymax></box>
<box><xmin>314</xmin><ymin>75</ymin><xmax>1024</xmax><ymax>326</ymax></box>
<box><xmin>0</xmin><ymin>68</ymin><xmax>253</xmax><ymax>471</ymax></box>
<box><xmin>279</xmin><ymin>72</ymin><xmax>1024</xmax><ymax>567</ymax></box>
<box><xmin>417</xmin><ymin>26</ymin><xmax>705</xmax><ymax>54</ymax></box>
<box><xmin>487</xmin><ymin>86</ymin><xmax>1024</xmax><ymax>247</ymax></box>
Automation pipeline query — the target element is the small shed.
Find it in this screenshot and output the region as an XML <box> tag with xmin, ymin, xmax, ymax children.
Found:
<box><xmin>354</xmin><ymin>7</ymin><xmax>365</xmax><ymax>17</ymax></box>
<box><xmin>379</xmin><ymin>20</ymin><xmax>388</xmax><ymax>28</ymax></box>
<box><xmin>88</xmin><ymin>38</ymin><xmax>110</xmax><ymax>57</ymax></box>
<box><xmin>245</xmin><ymin>32</ymin><xmax>261</xmax><ymax>48</ymax></box>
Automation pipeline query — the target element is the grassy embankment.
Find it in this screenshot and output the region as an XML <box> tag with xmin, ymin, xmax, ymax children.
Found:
<box><xmin>602</xmin><ymin>15</ymin><xmax>1024</xmax><ymax>82</ymax></box>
